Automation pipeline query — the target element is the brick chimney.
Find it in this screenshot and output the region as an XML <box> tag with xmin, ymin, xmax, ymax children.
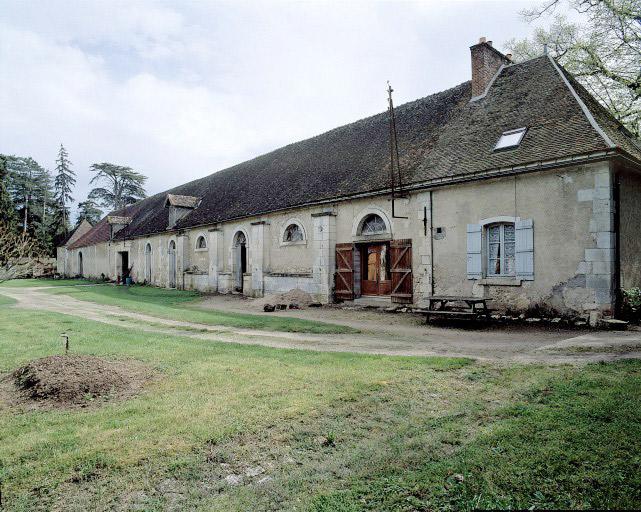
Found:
<box><xmin>470</xmin><ymin>37</ymin><xmax>511</xmax><ymax>97</ymax></box>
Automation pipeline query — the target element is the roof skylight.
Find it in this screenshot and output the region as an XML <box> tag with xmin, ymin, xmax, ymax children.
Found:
<box><xmin>494</xmin><ymin>127</ymin><xmax>527</xmax><ymax>151</ymax></box>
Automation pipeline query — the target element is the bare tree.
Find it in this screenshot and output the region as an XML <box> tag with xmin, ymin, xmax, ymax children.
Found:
<box><xmin>0</xmin><ymin>222</ymin><xmax>42</xmax><ymax>283</ymax></box>
<box><xmin>507</xmin><ymin>0</ymin><xmax>641</xmax><ymax>136</ymax></box>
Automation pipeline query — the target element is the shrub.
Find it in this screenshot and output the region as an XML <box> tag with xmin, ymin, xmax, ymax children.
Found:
<box><xmin>621</xmin><ymin>288</ymin><xmax>641</xmax><ymax>322</ymax></box>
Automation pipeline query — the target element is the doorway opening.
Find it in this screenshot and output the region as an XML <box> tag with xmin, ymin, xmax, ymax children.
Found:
<box><xmin>168</xmin><ymin>241</ymin><xmax>176</xmax><ymax>288</ymax></box>
<box><xmin>145</xmin><ymin>243</ymin><xmax>152</xmax><ymax>283</ymax></box>
<box><xmin>119</xmin><ymin>251</ymin><xmax>130</xmax><ymax>281</ymax></box>
<box><xmin>78</xmin><ymin>252</ymin><xmax>83</xmax><ymax>276</ymax></box>
<box><xmin>233</xmin><ymin>231</ymin><xmax>247</xmax><ymax>292</ymax></box>
<box><xmin>360</xmin><ymin>242</ymin><xmax>391</xmax><ymax>296</ymax></box>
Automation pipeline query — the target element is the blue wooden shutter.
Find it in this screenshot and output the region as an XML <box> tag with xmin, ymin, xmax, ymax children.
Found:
<box><xmin>466</xmin><ymin>224</ymin><xmax>482</xmax><ymax>279</ymax></box>
<box><xmin>515</xmin><ymin>219</ymin><xmax>534</xmax><ymax>280</ymax></box>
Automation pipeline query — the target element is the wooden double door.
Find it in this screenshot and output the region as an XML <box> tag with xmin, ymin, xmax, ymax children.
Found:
<box><xmin>361</xmin><ymin>243</ymin><xmax>391</xmax><ymax>296</ymax></box>
<box><xmin>335</xmin><ymin>239</ymin><xmax>413</xmax><ymax>303</ymax></box>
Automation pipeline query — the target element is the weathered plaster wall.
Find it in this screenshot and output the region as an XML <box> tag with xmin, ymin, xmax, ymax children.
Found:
<box><xmin>431</xmin><ymin>161</ymin><xmax>614</xmax><ymax>317</ymax></box>
<box><xmin>619</xmin><ymin>170</ymin><xmax>641</xmax><ymax>290</ymax></box>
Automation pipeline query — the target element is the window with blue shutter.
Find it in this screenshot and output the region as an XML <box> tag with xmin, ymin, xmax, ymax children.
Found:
<box><xmin>515</xmin><ymin>219</ymin><xmax>534</xmax><ymax>280</ymax></box>
<box><xmin>466</xmin><ymin>224</ymin><xmax>482</xmax><ymax>279</ymax></box>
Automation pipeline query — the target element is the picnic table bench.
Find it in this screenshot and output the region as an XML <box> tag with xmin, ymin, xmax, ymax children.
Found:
<box><xmin>418</xmin><ymin>296</ymin><xmax>492</xmax><ymax>323</ymax></box>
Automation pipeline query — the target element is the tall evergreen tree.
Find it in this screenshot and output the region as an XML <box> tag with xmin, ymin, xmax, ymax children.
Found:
<box><xmin>0</xmin><ymin>155</ymin><xmax>16</xmax><ymax>227</ymax></box>
<box><xmin>6</xmin><ymin>156</ymin><xmax>55</xmax><ymax>240</ymax></box>
<box><xmin>76</xmin><ymin>199</ymin><xmax>103</xmax><ymax>226</ymax></box>
<box><xmin>53</xmin><ymin>144</ymin><xmax>76</xmax><ymax>235</ymax></box>
<box><xmin>88</xmin><ymin>163</ymin><xmax>147</xmax><ymax>210</ymax></box>
<box><xmin>33</xmin><ymin>168</ymin><xmax>55</xmax><ymax>250</ymax></box>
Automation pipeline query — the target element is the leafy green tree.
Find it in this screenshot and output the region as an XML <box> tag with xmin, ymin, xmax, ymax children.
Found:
<box><xmin>76</xmin><ymin>199</ymin><xmax>103</xmax><ymax>225</ymax></box>
<box><xmin>0</xmin><ymin>155</ymin><xmax>16</xmax><ymax>228</ymax></box>
<box><xmin>53</xmin><ymin>144</ymin><xmax>76</xmax><ymax>235</ymax></box>
<box><xmin>88</xmin><ymin>163</ymin><xmax>147</xmax><ymax>211</ymax></box>
<box><xmin>508</xmin><ymin>0</ymin><xmax>641</xmax><ymax>136</ymax></box>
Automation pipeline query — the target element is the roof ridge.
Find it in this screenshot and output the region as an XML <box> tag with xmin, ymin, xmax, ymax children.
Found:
<box><xmin>546</xmin><ymin>54</ymin><xmax>615</xmax><ymax>149</ymax></box>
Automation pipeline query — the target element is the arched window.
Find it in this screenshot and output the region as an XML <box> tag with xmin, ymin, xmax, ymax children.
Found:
<box><xmin>360</xmin><ymin>214</ymin><xmax>387</xmax><ymax>235</ymax></box>
<box><xmin>283</xmin><ymin>223</ymin><xmax>304</xmax><ymax>243</ymax></box>
<box><xmin>196</xmin><ymin>235</ymin><xmax>207</xmax><ymax>249</ymax></box>
<box><xmin>234</xmin><ymin>231</ymin><xmax>247</xmax><ymax>246</ymax></box>
<box><xmin>487</xmin><ymin>223</ymin><xmax>515</xmax><ymax>276</ymax></box>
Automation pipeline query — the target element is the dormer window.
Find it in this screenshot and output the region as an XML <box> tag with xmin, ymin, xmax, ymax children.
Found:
<box><xmin>494</xmin><ymin>127</ymin><xmax>527</xmax><ymax>151</ymax></box>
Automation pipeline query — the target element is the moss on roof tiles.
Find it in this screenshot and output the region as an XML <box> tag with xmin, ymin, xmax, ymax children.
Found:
<box><xmin>70</xmin><ymin>56</ymin><xmax>636</xmax><ymax>247</ymax></box>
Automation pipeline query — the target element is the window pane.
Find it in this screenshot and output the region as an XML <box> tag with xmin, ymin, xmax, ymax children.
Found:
<box><xmin>489</xmin><ymin>243</ymin><xmax>500</xmax><ymax>259</ymax></box>
<box><xmin>284</xmin><ymin>224</ymin><xmax>303</xmax><ymax>242</ymax></box>
<box><xmin>367</xmin><ymin>251</ymin><xmax>377</xmax><ymax>280</ymax></box>
<box><xmin>489</xmin><ymin>226</ymin><xmax>500</xmax><ymax>243</ymax></box>
<box><xmin>494</xmin><ymin>128</ymin><xmax>526</xmax><ymax>150</ymax></box>
<box><xmin>362</xmin><ymin>215</ymin><xmax>386</xmax><ymax>234</ymax></box>
<box><xmin>505</xmin><ymin>241</ymin><xmax>515</xmax><ymax>257</ymax></box>
<box><xmin>489</xmin><ymin>258</ymin><xmax>500</xmax><ymax>275</ymax></box>
<box><xmin>504</xmin><ymin>224</ymin><xmax>515</xmax><ymax>241</ymax></box>
<box><xmin>506</xmin><ymin>255</ymin><xmax>515</xmax><ymax>275</ymax></box>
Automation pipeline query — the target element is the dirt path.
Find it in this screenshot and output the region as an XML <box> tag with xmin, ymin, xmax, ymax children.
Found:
<box><xmin>2</xmin><ymin>286</ymin><xmax>641</xmax><ymax>364</ymax></box>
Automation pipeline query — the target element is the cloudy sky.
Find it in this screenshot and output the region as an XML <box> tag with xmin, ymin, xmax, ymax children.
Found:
<box><xmin>2</xmin><ymin>0</ymin><xmax>549</xmax><ymax>213</ymax></box>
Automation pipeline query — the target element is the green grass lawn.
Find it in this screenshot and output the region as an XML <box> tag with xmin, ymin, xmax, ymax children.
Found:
<box><xmin>0</xmin><ymin>299</ymin><xmax>639</xmax><ymax>511</ymax></box>
<box><xmin>15</xmin><ymin>280</ymin><xmax>357</xmax><ymax>334</ymax></box>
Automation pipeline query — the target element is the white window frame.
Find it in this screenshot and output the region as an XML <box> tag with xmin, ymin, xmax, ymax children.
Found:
<box><xmin>486</xmin><ymin>223</ymin><xmax>516</xmax><ymax>277</ymax></box>
<box><xmin>494</xmin><ymin>127</ymin><xmax>527</xmax><ymax>151</ymax></box>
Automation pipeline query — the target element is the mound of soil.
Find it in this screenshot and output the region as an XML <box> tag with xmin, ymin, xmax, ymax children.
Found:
<box><xmin>8</xmin><ymin>354</ymin><xmax>152</xmax><ymax>408</ymax></box>
<box><xmin>253</xmin><ymin>288</ymin><xmax>315</xmax><ymax>310</ymax></box>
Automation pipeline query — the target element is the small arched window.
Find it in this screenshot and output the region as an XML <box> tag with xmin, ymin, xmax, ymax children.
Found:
<box><xmin>234</xmin><ymin>231</ymin><xmax>247</xmax><ymax>246</ymax></box>
<box><xmin>283</xmin><ymin>223</ymin><xmax>304</xmax><ymax>243</ymax></box>
<box><xmin>196</xmin><ymin>235</ymin><xmax>207</xmax><ymax>250</ymax></box>
<box><xmin>360</xmin><ymin>214</ymin><xmax>387</xmax><ymax>235</ymax></box>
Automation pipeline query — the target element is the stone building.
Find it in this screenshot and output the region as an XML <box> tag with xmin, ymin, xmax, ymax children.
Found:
<box><xmin>58</xmin><ymin>39</ymin><xmax>641</xmax><ymax>322</ymax></box>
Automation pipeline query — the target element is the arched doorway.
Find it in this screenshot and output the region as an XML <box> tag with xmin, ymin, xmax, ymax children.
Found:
<box><xmin>233</xmin><ymin>231</ymin><xmax>247</xmax><ymax>292</ymax></box>
<box><xmin>145</xmin><ymin>243</ymin><xmax>152</xmax><ymax>283</ymax></box>
<box><xmin>78</xmin><ymin>252</ymin><xmax>83</xmax><ymax>277</ymax></box>
<box><xmin>168</xmin><ymin>240</ymin><xmax>176</xmax><ymax>288</ymax></box>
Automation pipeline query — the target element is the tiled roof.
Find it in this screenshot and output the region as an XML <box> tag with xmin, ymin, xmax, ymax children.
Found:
<box><xmin>68</xmin><ymin>56</ymin><xmax>641</xmax><ymax>249</ymax></box>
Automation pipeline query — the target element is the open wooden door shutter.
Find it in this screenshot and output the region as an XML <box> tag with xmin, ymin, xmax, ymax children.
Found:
<box><xmin>335</xmin><ymin>243</ymin><xmax>355</xmax><ymax>300</ymax></box>
<box><xmin>390</xmin><ymin>239</ymin><xmax>413</xmax><ymax>304</ymax></box>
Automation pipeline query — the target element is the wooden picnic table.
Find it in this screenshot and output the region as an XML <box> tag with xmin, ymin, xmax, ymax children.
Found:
<box><xmin>421</xmin><ymin>295</ymin><xmax>492</xmax><ymax>323</ymax></box>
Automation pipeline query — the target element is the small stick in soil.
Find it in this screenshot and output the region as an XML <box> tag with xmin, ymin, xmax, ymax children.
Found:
<box><xmin>61</xmin><ymin>334</ymin><xmax>69</xmax><ymax>354</ymax></box>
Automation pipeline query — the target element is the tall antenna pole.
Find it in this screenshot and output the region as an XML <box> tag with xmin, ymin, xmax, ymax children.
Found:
<box><xmin>387</xmin><ymin>81</ymin><xmax>408</xmax><ymax>219</ymax></box>
<box><xmin>387</xmin><ymin>82</ymin><xmax>396</xmax><ymax>208</ymax></box>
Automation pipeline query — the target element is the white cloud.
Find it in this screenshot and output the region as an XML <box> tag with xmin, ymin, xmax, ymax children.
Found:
<box><xmin>0</xmin><ymin>0</ymin><xmax>539</xmax><ymax>215</ymax></box>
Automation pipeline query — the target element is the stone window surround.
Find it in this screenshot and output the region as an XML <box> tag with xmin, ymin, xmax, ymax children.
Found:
<box><xmin>279</xmin><ymin>218</ymin><xmax>307</xmax><ymax>247</ymax></box>
<box><xmin>351</xmin><ymin>206</ymin><xmax>392</xmax><ymax>239</ymax></box>
<box><xmin>194</xmin><ymin>233</ymin><xmax>208</xmax><ymax>252</ymax></box>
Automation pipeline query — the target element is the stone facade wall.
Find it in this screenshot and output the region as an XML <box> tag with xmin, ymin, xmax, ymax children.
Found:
<box><xmin>60</xmin><ymin>161</ymin><xmax>630</xmax><ymax>317</ymax></box>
